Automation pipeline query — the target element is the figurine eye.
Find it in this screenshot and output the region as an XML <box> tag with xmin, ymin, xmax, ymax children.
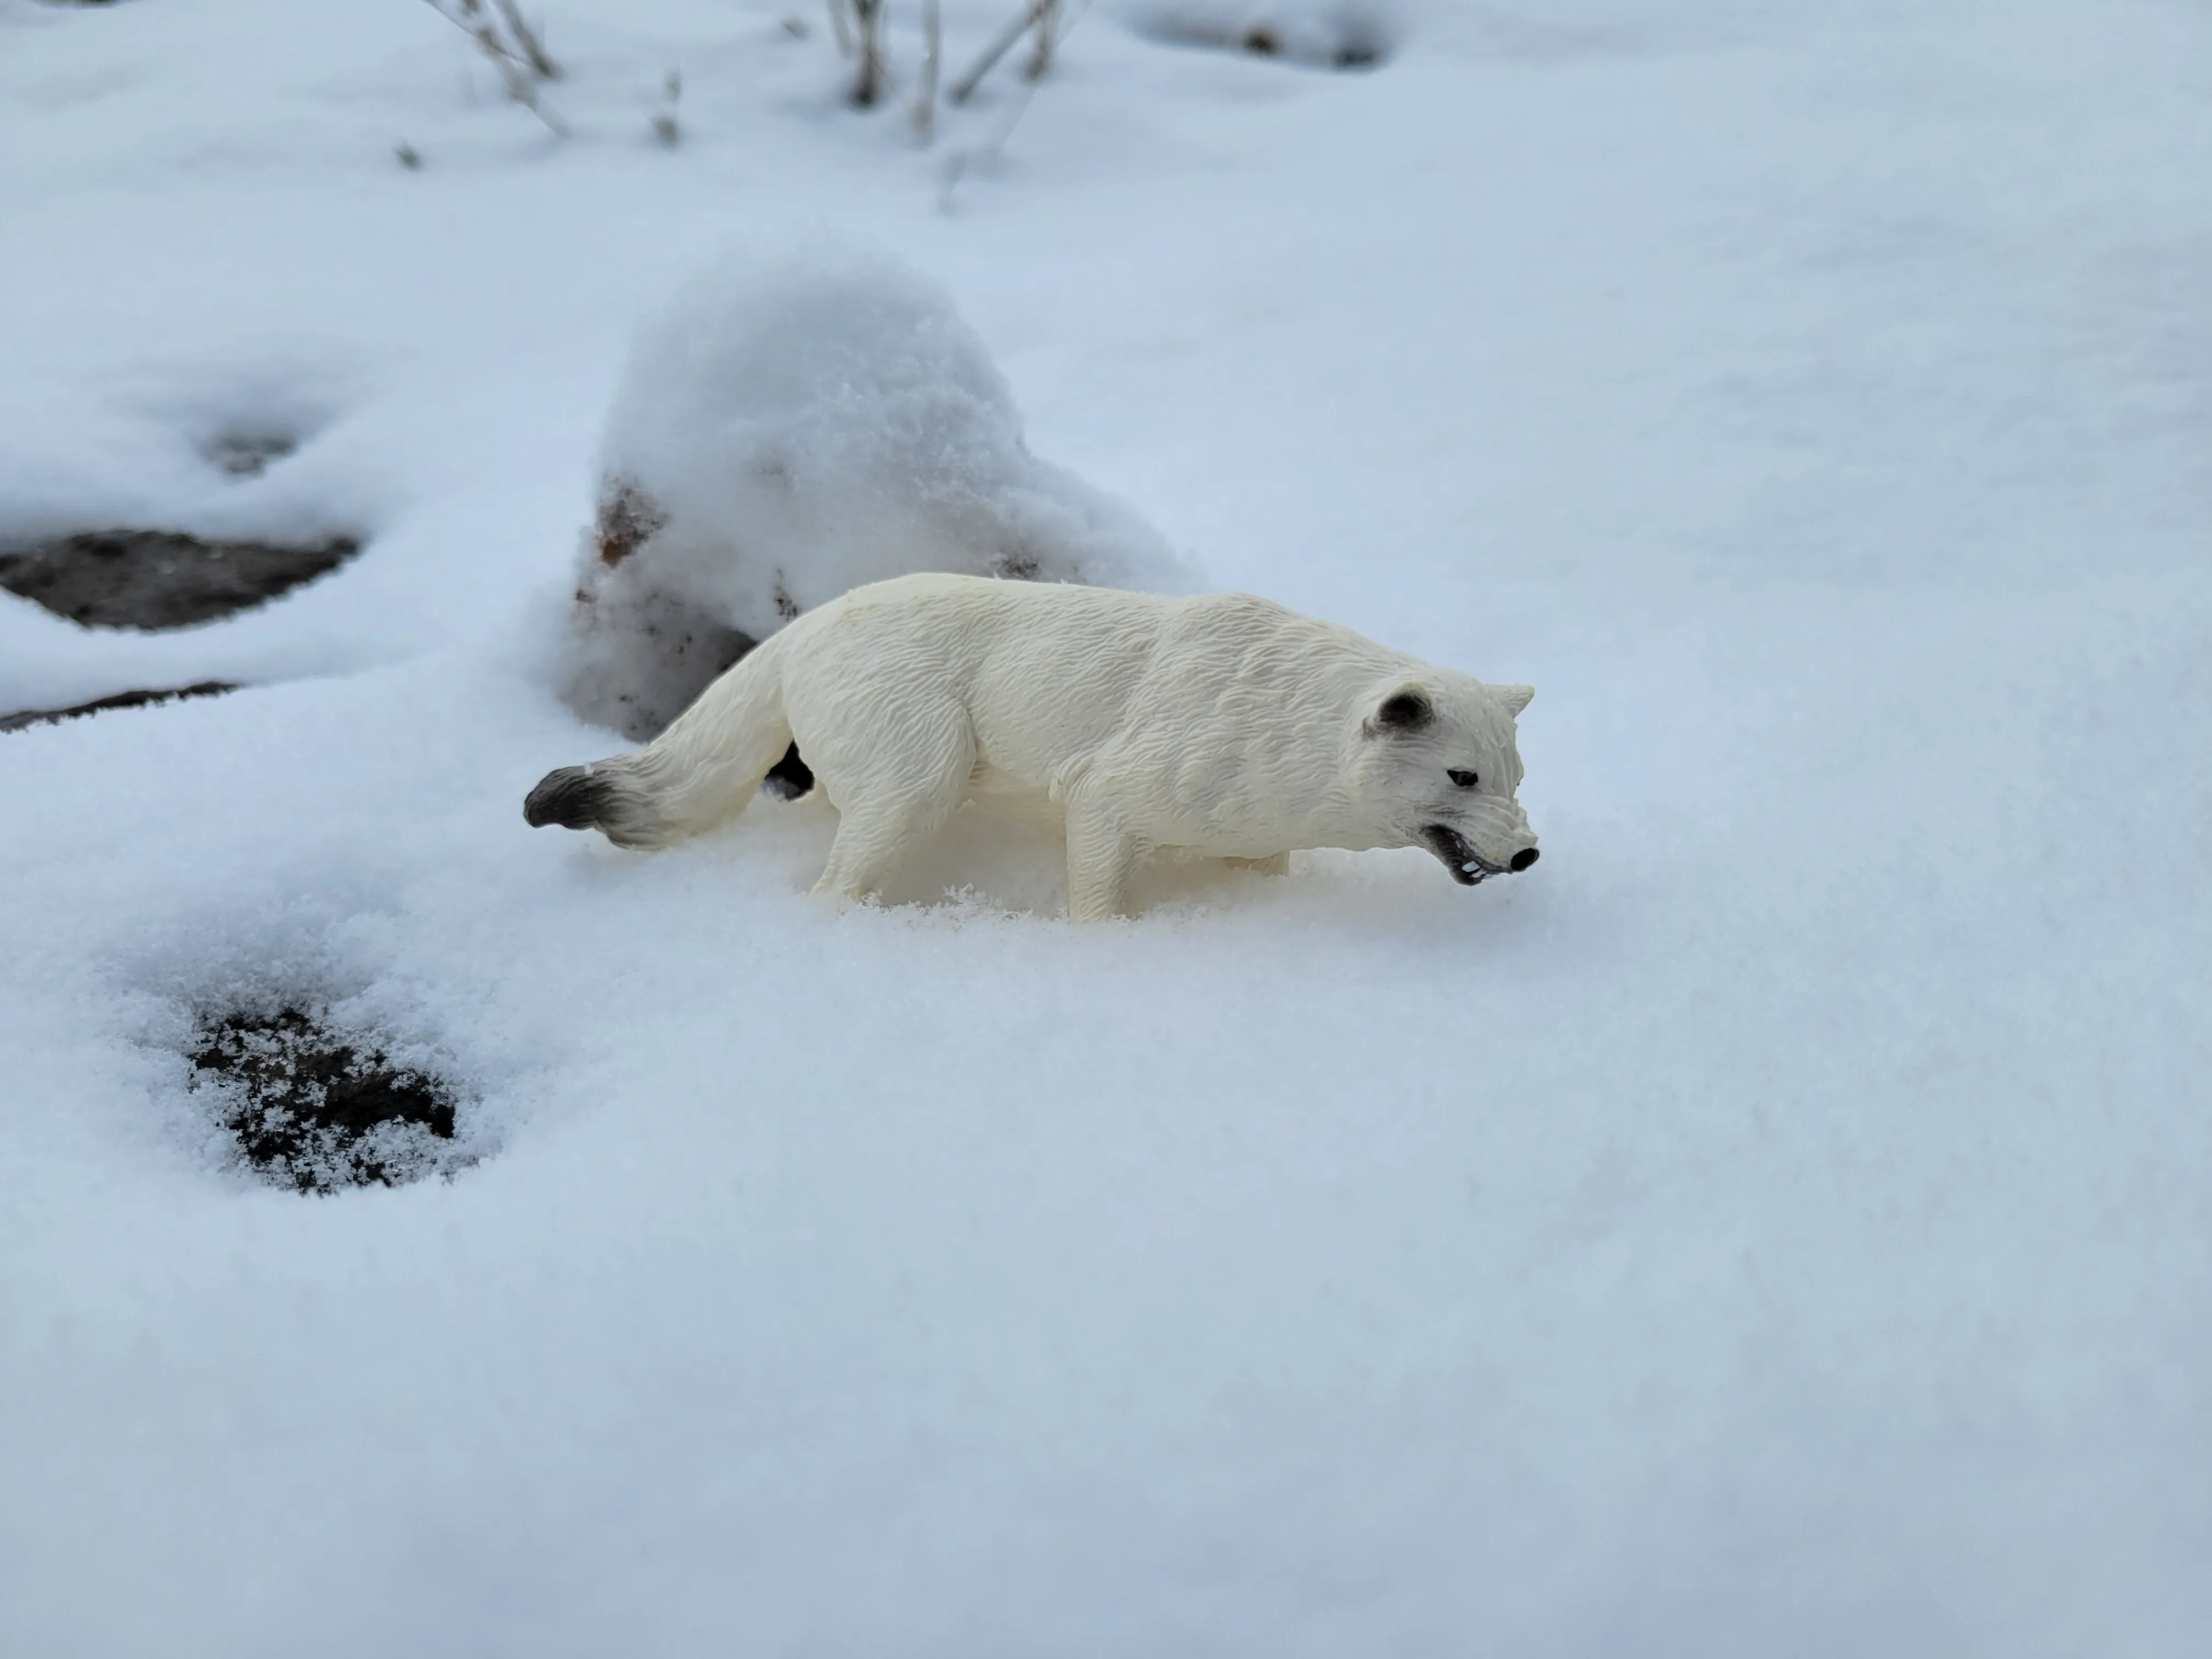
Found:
<box><xmin>1448</xmin><ymin>769</ymin><xmax>1479</xmax><ymax>788</ymax></box>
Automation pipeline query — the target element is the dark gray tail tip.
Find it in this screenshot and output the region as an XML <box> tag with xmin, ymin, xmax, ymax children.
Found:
<box><xmin>1510</xmin><ymin>848</ymin><xmax>1539</xmax><ymax>873</ymax></box>
<box><xmin>524</xmin><ymin>766</ymin><xmax>615</xmax><ymax>831</ymax></box>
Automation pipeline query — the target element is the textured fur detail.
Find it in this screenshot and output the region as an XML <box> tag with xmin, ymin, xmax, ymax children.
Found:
<box><xmin>524</xmin><ymin>573</ymin><xmax>1539</xmax><ymax>918</ymax></box>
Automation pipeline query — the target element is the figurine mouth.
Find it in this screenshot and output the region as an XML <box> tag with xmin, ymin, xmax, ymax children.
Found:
<box><xmin>1421</xmin><ymin>825</ymin><xmax>1536</xmax><ymax>886</ymax></box>
<box><xmin>1423</xmin><ymin>824</ymin><xmax>1493</xmax><ymax>886</ymax></box>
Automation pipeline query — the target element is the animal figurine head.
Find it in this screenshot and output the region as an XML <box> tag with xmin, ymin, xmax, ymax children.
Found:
<box><xmin>1355</xmin><ymin>678</ymin><xmax>1539</xmax><ymax>885</ymax></box>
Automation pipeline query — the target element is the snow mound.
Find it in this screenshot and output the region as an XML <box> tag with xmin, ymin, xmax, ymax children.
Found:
<box><xmin>561</xmin><ymin>234</ymin><xmax>1196</xmax><ymax>741</ymax></box>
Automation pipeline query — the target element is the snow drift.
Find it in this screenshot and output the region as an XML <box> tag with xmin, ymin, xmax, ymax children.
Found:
<box><xmin>560</xmin><ymin>235</ymin><xmax>1195</xmax><ymax>741</ymax></box>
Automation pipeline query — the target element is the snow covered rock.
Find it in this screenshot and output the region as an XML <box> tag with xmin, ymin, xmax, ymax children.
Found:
<box><xmin>559</xmin><ymin>236</ymin><xmax>1195</xmax><ymax>743</ymax></box>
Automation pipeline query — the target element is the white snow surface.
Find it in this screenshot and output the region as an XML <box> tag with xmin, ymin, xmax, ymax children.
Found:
<box><xmin>2</xmin><ymin>1</ymin><xmax>2208</xmax><ymax>1654</ymax></box>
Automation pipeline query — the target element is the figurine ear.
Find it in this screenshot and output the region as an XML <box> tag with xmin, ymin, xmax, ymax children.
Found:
<box><xmin>1373</xmin><ymin>684</ymin><xmax>1435</xmax><ymax>732</ymax></box>
<box><xmin>1499</xmin><ymin>684</ymin><xmax>1534</xmax><ymax>716</ymax></box>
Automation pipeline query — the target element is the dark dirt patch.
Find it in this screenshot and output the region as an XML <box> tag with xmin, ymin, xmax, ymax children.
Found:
<box><xmin>0</xmin><ymin>529</ymin><xmax>359</xmax><ymax>630</ymax></box>
<box><xmin>189</xmin><ymin>1006</ymin><xmax>471</xmax><ymax>1194</ymax></box>
<box><xmin>0</xmin><ymin>680</ymin><xmax>238</xmax><ymax>734</ymax></box>
<box><xmin>1135</xmin><ymin>11</ymin><xmax>1391</xmax><ymax>71</ymax></box>
<box><xmin>594</xmin><ymin>477</ymin><xmax>667</xmax><ymax>569</ymax></box>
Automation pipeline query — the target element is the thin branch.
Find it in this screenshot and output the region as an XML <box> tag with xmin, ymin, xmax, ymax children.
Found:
<box><xmin>490</xmin><ymin>0</ymin><xmax>561</xmax><ymax>80</ymax></box>
<box><xmin>824</xmin><ymin>0</ymin><xmax>855</xmax><ymax>57</ymax></box>
<box><xmin>1024</xmin><ymin>0</ymin><xmax>1060</xmax><ymax>80</ymax></box>
<box><xmin>939</xmin><ymin>0</ymin><xmax>1094</xmax><ymax>208</ymax></box>
<box><xmin>849</xmin><ymin>0</ymin><xmax>888</xmax><ymax>107</ymax></box>
<box><xmin>425</xmin><ymin>0</ymin><xmax>522</xmax><ymax>70</ymax></box>
<box><xmin>913</xmin><ymin>0</ymin><xmax>940</xmax><ymax>142</ymax></box>
<box><xmin>421</xmin><ymin>0</ymin><xmax>567</xmax><ymax>136</ymax></box>
<box><xmin>487</xmin><ymin>44</ymin><xmax>567</xmax><ymax>134</ymax></box>
<box><xmin>947</xmin><ymin>1</ymin><xmax>1046</xmax><ymax>106</ymax></box>
<box><xmin>507</xmin><ymin>75</ymin><xmax>569</xmax><ymax>135</ymax></box>
<box><xmin>939</xmin><ymin>72</ymin><xmax>1035</xmax><ymax>209</ymax></box>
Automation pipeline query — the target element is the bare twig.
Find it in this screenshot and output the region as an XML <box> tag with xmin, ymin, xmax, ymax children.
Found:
<box><xmin>913</xmin><ymin>0</ymin><xmax>940</xmax><ymax>142</ymax></box>
<box><xmin>849</xmin><ymin>0</ymin><xmax>888</xmax><ymax>106</ymax></box>
<box><xmin>422</xmin><ymin>0</ymin><xmax>567</xmax><ymax>134</ymax></box>
<box><xmin>824</xmin><ymin>0</ymin><xmax>854</xmax><ymax>56</ymax></box>
<box><xmin>425</xmin><ymin>0</ymin><xmax>521</xmax><ymax>70</ymax></box>
<box><xmin>500</xmin><ymin>62</ymin><xmax>568</xmax><ymax>134</ymax></box>
<box><xmin>493</xmin><ymin>60</ymin><xmax>568</xmax><ymax>134</ymax></box>
<box><xmin>947</xmin><ymin>1</ymin><xmax>1046</xmax><ymax>105</ymax></box>
<box><xmin>938</xmin><ymin>75</ymin><xmax>1032</xmax><ymax>208</ymax></box>
<box><xmin>939</xmin><ymin>0</ymin><xmax>1094</xmax><ymax>207</ymax></box>
<box><xmin>1024</xmin><ymin>0</ymin><xmax>1060</xmax><ymax>79</ymax></box>
<box><xmin>490</xmin><ymin>0</ymin><xmax>561</xmax><ymax>79</ymax></box>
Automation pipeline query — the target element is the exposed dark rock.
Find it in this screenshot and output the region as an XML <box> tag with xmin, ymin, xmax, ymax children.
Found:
<box><xmin>188</xmin><ymin>1006</ymin><xmax>470</xmax><ymax>1194</ymax></box>
<box><xmin>0</xmin><ymin>529</ymin><xmax>359</xmax><ymax>630</ymax></box>
<box><xmin>0</xmin><ymin>680</ymin><xmax>238</xmax><ymax>734</ymax></box>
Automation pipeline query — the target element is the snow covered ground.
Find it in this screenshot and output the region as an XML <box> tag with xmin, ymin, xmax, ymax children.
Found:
<box><xmin>2</xmin><ymin>0</ymin><xmax>2208</xmax><ymax>1652</ymax></box>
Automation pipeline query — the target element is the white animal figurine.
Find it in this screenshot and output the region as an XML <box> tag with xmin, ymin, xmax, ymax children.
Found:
<box><xmin>525</xmin><ymin>573</ymin><xmax>1540</xmax><ymax>919</ymax></box>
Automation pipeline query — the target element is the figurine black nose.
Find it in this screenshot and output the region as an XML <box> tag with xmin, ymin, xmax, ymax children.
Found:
<box><xmin>1510</xmin><ymin>848</ymin><xmax>1539</xmax><ymax>872</ymax></box>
